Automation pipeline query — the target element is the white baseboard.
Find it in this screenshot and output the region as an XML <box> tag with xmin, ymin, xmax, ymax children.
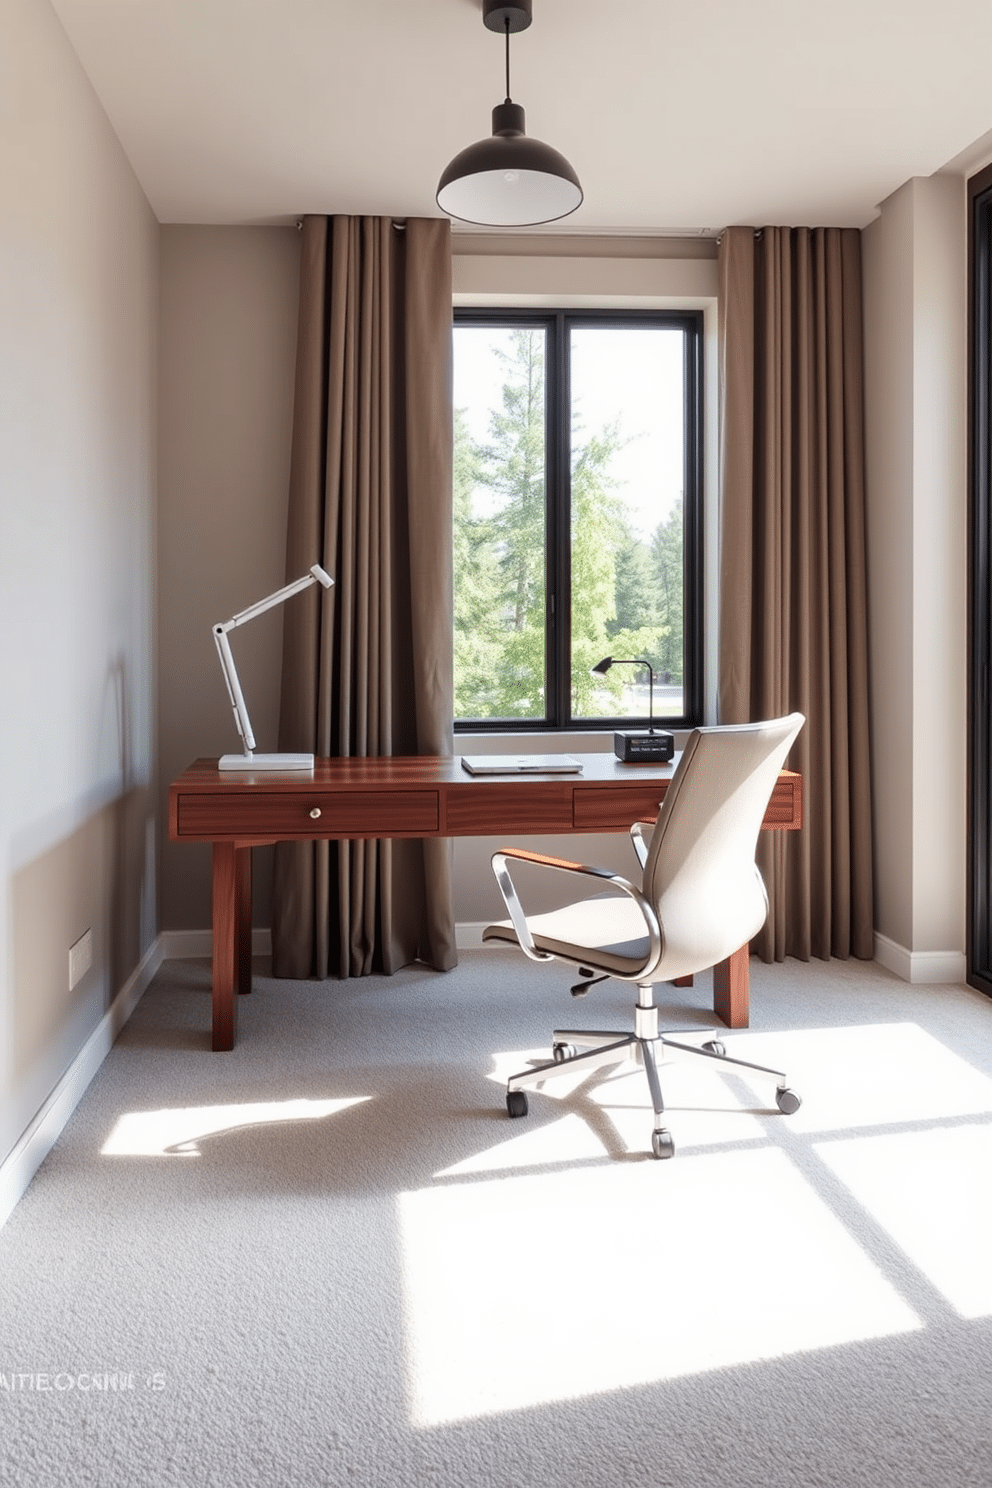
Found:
<box><xmin>0</xmin><ymin>937</ymin><xmax>164</xmax><ymax>1232</ymax></box>
<box><xmin>160</xmin><ymin>926</ymin><xmax>490</xmax><ymax>956</ymax></box>
<box><xmin>874</xmin><ymin>933</ymin><xmax>967</xmax><ymax>985</ymax></box>
<box><xmin>465</xmin><ymin>925</ymin><xmax>969</xmax><ymax>984</ymax></box>
<box><xmin>157</xmin><ymin>925</ymin><xmax>968</xmax><ymax>985</ymax></box>
<box><xmin>456</xmin><ymin>923</ymin><xmax>507</xmax><ymax>951</ymax></box>
<box><xmin>159</xmin><ymin>927</ymin><xmax>272</xmax><ymax>960</ymax></box>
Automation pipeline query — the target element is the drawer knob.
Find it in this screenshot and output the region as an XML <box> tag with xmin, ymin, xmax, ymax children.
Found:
<box><xmin>309</xmin><ymin>806</ymin><xmax>322</xmax><ymax>820</ymax></box>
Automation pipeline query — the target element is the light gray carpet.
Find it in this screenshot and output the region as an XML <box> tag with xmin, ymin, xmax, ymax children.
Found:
<box><xmin>1</xmin><ymin>950</ymin><xmax>990</xmax><ymax>1487</ymax></box>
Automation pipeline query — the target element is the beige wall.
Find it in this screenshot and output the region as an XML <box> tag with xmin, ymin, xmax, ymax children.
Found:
<box><xmin>862</xmin><ymin>175</ymin><xmax>968</xmax><ymax>979</ymax></box>
<box><xmin>0</xmin><ymin>1</ymin><xmax>158</xmax><ymax>1166</ymax></box>
<box><xmin>158</xmin><ymin>226</ymin><xmax>301</xmax><ymax>933</ymax></box>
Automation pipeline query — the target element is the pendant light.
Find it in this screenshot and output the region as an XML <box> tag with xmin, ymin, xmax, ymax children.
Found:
<box><xmin>436</xmin><ymin>0</ymin><xmax>583</xmax><ymax>228</ymax></box>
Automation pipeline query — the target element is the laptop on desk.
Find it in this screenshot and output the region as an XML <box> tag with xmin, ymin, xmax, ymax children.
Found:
<box><xmin>460</xmin><ymin>755</ymin><xmax>583</xmax><ymax>775</ymax></box>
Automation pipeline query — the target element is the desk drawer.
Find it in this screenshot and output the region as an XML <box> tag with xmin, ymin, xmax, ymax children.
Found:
<box><xmin>573</xmin><ymin>785</ymin><xmax>668</xmax><ymax>830</ymax></box>
<box><xmin>445</xmin><ymin>783</ymin><xmax>573</xmax><ymax>836</ymax></box>
<box><xmin>572</xmin><ymin>775</ymin><xmax>803</xmax><ymax>833</ymax></box>
<box><xmin>176</xmin><ymin>790</ymin><xmax>439</xmax><ymax>840</ymax></box>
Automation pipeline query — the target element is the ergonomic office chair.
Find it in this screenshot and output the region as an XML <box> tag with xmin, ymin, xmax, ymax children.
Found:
<box><xmin>483</xmin><ymin>714</ymin><xmax>805</xmax><ymax>1159</ymax></box>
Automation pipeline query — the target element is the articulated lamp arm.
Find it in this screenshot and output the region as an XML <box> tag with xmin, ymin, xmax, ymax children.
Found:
<box><xmin>212</xmin><ymin>564</ymin><xmax>333</xmax><ymax>771</ymax></box>
<box><xmin>212</xmin><ymin>624</ymin><xmax>257</xmax><ymax>752</ymax></box>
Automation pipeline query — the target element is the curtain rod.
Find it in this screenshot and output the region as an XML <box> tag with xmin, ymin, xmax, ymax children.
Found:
<box><xmin>295</xmin><ymin>218</ymin><xmax>407</xmax><ymax>231</ymax></box>
<box><xmin>715</xmin><ymin>229</ymin><xmax>764</xmax><ymax>245</ymax></box>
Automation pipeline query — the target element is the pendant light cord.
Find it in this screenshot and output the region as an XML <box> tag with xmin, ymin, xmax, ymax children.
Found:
<box><xmin>504</xmin><ymin>17</ymin><xmax>512</xmax><ymax>103</ymax></box>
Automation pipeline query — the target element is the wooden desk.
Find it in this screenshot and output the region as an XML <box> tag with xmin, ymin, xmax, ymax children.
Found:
<box><xmin>169</xmin><ymin>754</ymin><xmax>802</xmax><ymax>1050</ymax></box>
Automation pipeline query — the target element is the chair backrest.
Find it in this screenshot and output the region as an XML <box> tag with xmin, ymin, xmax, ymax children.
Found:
<box><xmin>642</xmin><ymin>714</ymin><xmax>804</xmax><ymax>980</ymax></box>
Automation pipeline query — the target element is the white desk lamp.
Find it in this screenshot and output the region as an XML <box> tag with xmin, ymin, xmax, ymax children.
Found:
<box><xmin>213</xmin><ymin>564</ymin><xmax>334</xmax><ymax>771</ymax></box>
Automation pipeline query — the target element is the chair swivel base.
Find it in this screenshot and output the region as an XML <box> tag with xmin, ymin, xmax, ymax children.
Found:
<box><xmin>505</xmin><ymin>1024</ymin><xmax>800</xmax><ymax>1160</ymax></box>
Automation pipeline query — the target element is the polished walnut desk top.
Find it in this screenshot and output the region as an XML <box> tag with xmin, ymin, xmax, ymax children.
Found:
<box><xmin>170</xmin><ymin>752</ymin><xmax>802</xmax><ymax>844</ymax></box>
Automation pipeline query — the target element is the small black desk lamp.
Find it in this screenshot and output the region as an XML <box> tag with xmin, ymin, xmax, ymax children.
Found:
<box><xmin>591</xmin><ymin>656</ymin><xmax>675</xmax><ymax>763</ymax></box>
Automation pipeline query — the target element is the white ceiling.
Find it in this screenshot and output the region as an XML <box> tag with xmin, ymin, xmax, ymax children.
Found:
<box><xmin>50</xmin><ymin>0</ymin><xmax>992</xmax><ymax>234</ymax></box>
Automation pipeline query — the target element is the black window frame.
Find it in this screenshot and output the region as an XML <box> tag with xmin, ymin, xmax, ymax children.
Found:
<box><xmin>452</xmin><ymin>307</ymin><xmax>704</xmax><ymax>734</ymax></box>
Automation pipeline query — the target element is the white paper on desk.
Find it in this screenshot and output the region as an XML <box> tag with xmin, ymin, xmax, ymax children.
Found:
<box><xmin>460</xmin><ymin>755</ymin><xmax>583</xmax><ymax>775</ymax></box>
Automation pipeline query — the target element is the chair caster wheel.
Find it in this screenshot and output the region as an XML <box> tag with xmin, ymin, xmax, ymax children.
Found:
<box><xmin>702</xmin><ymin>1039</ymin><xmax>726</xmax><ymax>1057</ymax></box>
<box><xmin>507</xmin><ymin>1090</ymin><xmax>529</xmax><ymax>1118</ymax></box>
<box><xmin>776</xmin><ymin>1086</ymin><xmax>801</xmax><ymax>1115</ymax></box>
<box><xmin>651</xmin><ymin>1129</ymin><xmax>675</xmax><ymax>1160</ymax></box>
<box><xmin>552</xmin><ymin>1042</ymin><xmax>576</xmax><ymax>1063</ymax></box>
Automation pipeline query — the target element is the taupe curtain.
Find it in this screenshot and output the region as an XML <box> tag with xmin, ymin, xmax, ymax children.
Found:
<box><xmin>718</xmin><ymin>226</ymin><xmax>873</xmax><ymax>961</ymax></box>
<box><xmin>271</xmin><ymin>215</ymin><xmax>457</xmax><ymax>979</ymax></box>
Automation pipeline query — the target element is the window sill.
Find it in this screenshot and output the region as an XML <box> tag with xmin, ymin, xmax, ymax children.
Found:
<box><xmin>455</xmin><ymin>728</ymin><xmax>689</xmax><ymax>755</ymax></box>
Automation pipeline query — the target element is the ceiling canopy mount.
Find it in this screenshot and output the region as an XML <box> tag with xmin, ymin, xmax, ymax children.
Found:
<box><xmin>482</xmin><ymin>1</ymin><xmax>533</xmax><ymax>34</ymax></box>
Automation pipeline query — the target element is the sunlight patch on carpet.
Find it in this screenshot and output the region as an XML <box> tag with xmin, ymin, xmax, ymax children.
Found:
<box><xmin>818</xmin><ymin>1122</ymin><xmax>992</xmax><ymax>1319</ymax></box>
<box><xmin>101</xmin><ymin>1097</ymin><xmax>371</xmax><ymax>1156</ymax></box>
<box><xmin>398</xmin><ymin>1148</ymin><xmax>922</xmax><ymax>1426</ymax></box>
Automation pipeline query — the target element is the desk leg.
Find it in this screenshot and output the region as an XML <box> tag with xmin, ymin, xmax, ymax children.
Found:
<box><xmin>236</xmin><ymin>846</ymin><xmax>252</xmax><ymax>998</ymax></box>
<box><xmin>713</xmin><ymin>946</ymin><xmax>749</xmax><ymax>1028</ymax></box>
<box><xmin>211</xmin><ymin>843</ymin><xmax>248</xmax><ymax>1051</ymax></box>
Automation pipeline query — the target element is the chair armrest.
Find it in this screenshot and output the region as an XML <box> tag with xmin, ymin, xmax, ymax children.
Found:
<box><xmin>629</xmin><ymin>819</ymin><xmax>653</xmax><ymax>870</ymax></box>
<box><xmin>490</xmin><ymin>847</ymin><xmax>661</xmax><ymax>967</ymax></box>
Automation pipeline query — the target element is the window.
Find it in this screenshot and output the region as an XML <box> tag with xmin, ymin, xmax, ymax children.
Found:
<box><xmin>453</xmin><ymin>310</ymin><xmax>702</xmax><ymax>731</ymax></box>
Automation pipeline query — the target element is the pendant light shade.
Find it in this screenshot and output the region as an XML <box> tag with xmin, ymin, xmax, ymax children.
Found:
<box><xmin>436</xmin><ymin>1</ymin><xmax>582</xmax><ymax>228</ymax></box>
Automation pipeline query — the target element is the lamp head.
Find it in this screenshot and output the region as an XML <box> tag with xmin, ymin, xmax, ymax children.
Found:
<box><xmin>436</xmin><ymin>114</ymin><xmax>583</xmax><ymax>227</ymax></box>
<box><xmin>591</xmin><ymin>655</ymin><xmax>671</xmax><ymax>761</ymax></box>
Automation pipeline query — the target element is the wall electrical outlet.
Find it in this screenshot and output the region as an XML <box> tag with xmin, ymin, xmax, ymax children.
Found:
<box><xmin>69</xmin><ymin>928</ymin><xmax>93</xmax><ymax>991</ymax></box>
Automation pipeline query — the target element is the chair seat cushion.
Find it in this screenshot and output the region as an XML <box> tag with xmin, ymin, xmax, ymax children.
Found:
<box><xmin>483</xmin><ymin>893</ymin><xmax>655</xmax><ymax>976</ymax></box>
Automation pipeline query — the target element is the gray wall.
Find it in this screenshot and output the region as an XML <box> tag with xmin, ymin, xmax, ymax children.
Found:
<box><xmin>0</xmin><ymin>0</ymin><xmax>159</xmax><ymax>1167</ymax></box>
<box><xmin>862</xmin><ymin>174</ymin><xmax>967</xmax><ymax>980</ymax></box>
<box><xmin>158</xmin><ymin>225</ymin><xmax>302</xmax><ymax>933</ymax></box>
